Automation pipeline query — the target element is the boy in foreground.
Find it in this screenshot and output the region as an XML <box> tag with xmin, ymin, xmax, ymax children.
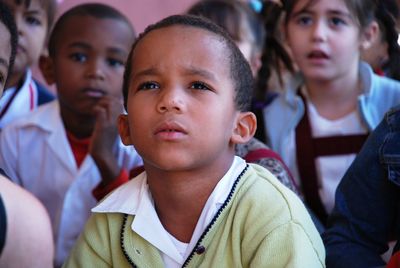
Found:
<box><xmin>64</xmin><ymin>15</ymin><xmax>324</xmax><ymax>267</ymax></box>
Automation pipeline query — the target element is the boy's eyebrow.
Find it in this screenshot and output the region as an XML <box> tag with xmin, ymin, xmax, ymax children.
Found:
<box><xmin>67</xmin><ymin>42</ymin><xmax>128</xmax><ymax>56</ymax></box>
<box><xmin>131</xmin><ymin>68</ymin><xmax>159</xmax><ymax>80</ymax></box>
<box><xmin>132</xmin><ymin>67</ymin><xmax>218</xmax><ymax>82</ymax></box>
<box><xmin>183</xmin><ymin>67</ymin><xmax>217</xmax><ymax>82</ymax></box>
<box><xmin>107</xmin><ymin>47</ymin><xmax>128</xmax><ymax>57</ymax></box>
<box><xmin>68</xmin><ymin>42</ymin><xmax>91</xmax><ymax>50</ymax></box>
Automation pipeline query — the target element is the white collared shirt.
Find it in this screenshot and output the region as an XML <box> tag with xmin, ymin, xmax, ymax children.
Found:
<box><xmin>93</xmin><ymin>156</ymin><xmax>247</xmax><ymax>267</ymax></box>
<box><xmin>286</xmin><ymin>87</ymin><xmax>368</xmax><ymax>214</ymax></box>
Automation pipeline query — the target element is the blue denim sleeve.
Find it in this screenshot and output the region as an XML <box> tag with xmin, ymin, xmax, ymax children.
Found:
<box><xmin>323</xmin><ymin>108</ymin><xmax>400</xmax><ymax>268</ymax></box>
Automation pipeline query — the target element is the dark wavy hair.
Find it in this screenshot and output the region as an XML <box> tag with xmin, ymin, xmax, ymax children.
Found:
<box><xmin>0</xmin><ymin>1</ymin><xmax>18</xmax><ymax>85</ymax></box>
<box><xmin>374</xmin><ymin>0</ymin><xmax>400</xmax><ymax>81</ymax></box>
<box><xmin>13</xmin><ymin>0</ymin><xmax>57</xmax><ymax>31</ymax></box>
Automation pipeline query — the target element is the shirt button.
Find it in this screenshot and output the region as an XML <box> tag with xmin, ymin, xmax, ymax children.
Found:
<box><xmin>195</xmin><ymin>245</ymin><xmax>206</xmax><ymax>255</ymax></box>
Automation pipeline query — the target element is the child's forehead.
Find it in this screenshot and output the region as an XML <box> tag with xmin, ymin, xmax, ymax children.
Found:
<box><xmin>53</xmin><ymin>15</ymin><xmax>134</xmax><ymax>51</ymax></box>
<box><xmin>131</xmin><ymin>25</ymin><xmax>232</xmax><ymax>78</ymax></box>
<box><xmin>10</xmin><ymin>0</ymin><xmax>47</xmax><ymax>10</ymax></box>
<box><xmin>57</xmin><ymin>15</ymin><xmax>132</xmax><ymax>42</ymax></box>
<box><xmin>138</xmin><ymin>25</ymin><xmax>224</xmax><ymax>52</ymax></box>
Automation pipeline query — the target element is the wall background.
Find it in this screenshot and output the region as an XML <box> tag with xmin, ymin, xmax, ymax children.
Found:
<box><xmin>35</xmin><ymin>0</ymin><xmax>198</xmax><ymax>88</ymax></box>
<box><xmin>56</xmin><ymin>0</ymin><xmax>198</xmax><ymax>33</ymax></box>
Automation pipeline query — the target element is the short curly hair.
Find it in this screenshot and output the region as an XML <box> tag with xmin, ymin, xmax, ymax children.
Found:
<box><xmin>122</xmin><ymin>14</ymin><xmax>254</xmax><ymax>112</ymax></box>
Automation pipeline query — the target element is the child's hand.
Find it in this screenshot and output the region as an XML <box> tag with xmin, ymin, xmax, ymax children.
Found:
<box><xmin>89</xmin><ymin>96</ymin><xmax>124</xmax><ymax>187</ymax></box>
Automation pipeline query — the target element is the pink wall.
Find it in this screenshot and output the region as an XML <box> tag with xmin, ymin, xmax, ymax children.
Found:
<box><xmin>56</xmin><ymin>0</ymin><xmax>199</xmax><ymax>33</ymax></box>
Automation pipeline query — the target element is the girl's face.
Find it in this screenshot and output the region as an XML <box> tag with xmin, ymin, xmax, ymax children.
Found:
<box><xmin>285</xmin><ymin>0</ymin><xmax>370</xmax><ymax>83</ymax></box>
<box><xmin>4</xmin><ymin>0</ymin><xmax>48</xmax><ymax>77</ymax></box>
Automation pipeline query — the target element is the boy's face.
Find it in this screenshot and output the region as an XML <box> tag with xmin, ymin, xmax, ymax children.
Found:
<box><xmin>4</xmin><ymin>0</ymin><xmax>47</xmax><ymax>76</ymax></box>
<box><xmin>0</xmin><ymin>22</ymin><xmax>12</xmax><ymax>94</ymax></box>
<box><xmin>119</xmin><ymin>26</ymin><xmax>242</xmax><ymax>172</ymax></box>
<box><xmin>46</xmin><ymin>16</ymin><xmax>133</xmax><ymax>117</ymax></box>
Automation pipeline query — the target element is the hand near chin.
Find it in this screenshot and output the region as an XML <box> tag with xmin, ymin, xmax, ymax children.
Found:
<box><xmin>89</xmin><ymin>96</ymin><xmax>124</xmax><ymax>186</ymax></box>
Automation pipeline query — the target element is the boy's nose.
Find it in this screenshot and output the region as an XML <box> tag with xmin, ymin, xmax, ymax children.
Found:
<box><xmin>86</xmin><ymin>60</ymin><xmax>105</xmax><ymax>80</ymax></box>
<box><xmin>156</xmin><ymin>87</ymin><xmax>185</xmax><ymax>113</ymax></box>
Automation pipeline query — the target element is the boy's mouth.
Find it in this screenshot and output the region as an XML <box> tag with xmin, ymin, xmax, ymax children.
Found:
<box><xmin>82</xmin><ymin>88</ymin><xmax>107</xmax><ymax>98</ymax></box>
<box><xmin>154</xmin><ymin>121</ymin><xmax>188</xmax><ymax>139</ymax></box>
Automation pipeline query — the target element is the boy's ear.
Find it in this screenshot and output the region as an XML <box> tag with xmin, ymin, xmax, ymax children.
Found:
<box><xmin>39</xmin><ymin>55</ymin><xmax>56</xmax><ymax>85</ymax></box>
<box><xmin>118</xmin><ymin>114</ymin><xmax>133</xmax><ymax>146</ymax></box>
<box><xmin>360</xmin><ymin>21</ymin><xmax>379</xmax><ymax>51</ymax></box>
<box><xmin>230</xmin><ymin>112</ymin><xmax>257</xmax><ymax>144</ymax></box>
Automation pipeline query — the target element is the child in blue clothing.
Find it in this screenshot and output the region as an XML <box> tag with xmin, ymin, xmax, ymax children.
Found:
<box><xmin>323</xmin><ymin>105</ymin><xmax>400</xmax><ymax>267</ymax></box>
<box><xmin>0</xmin><ymin>0</ymin><xmax>57</xmax><ymax>129</ymax></box>
<box><xmin>64</xmin><ymin>14</ymin><xmax>324</xmax><ymax>268</ymax></box>
<box><xmin>0</xmin><ymin>3</ymin><xmax>142</xmax><ymax>267</ymax></box>
<box><xmin>261</xmin><ymin>0</ymin><xmax>400</xmax><ymax>224</ymax></box>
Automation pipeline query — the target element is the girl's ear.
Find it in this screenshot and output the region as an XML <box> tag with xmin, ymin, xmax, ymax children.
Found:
<box><xmin>360</xmin><ymin>21</ymin><xmax>379</xmax><ymax>51</ymax></box>
<box><xmin>230</xmin><ymin>112</ymin><xmax>257</xmax><ymax>144</ymax></box>
<box><xmin>38</xmin><ymin>55</ymin><xmax>56</xmax><ymax>85</ymax></box>
<box><xmin>117</xmin><ymin>114</ymin><xmax>133</xmax><ymax>146</ymax></box>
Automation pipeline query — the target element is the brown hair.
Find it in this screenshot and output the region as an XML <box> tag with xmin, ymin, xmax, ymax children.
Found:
<box><xmin>14</xmin><ymin>0</ymin><xmax>57</xmax><ymax>30</ymax></box>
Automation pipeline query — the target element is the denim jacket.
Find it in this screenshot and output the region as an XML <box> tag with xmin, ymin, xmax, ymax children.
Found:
<box><xmin>323</xmin><ymin>105</ymin><xmax>400</xmax><ymax>268</ymax></box>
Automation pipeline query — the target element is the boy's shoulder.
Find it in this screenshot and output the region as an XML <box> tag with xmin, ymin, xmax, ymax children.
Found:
<box><xmin>1</xmin><ymin>100</ymin><xmax>60</xmax><ymax>134</ymax></box>
<box><xmin>33</xmin><ymin>79</ymin><xmax>56</xmax><ymax>106</ymax></box>
<box><xmin>238</xmin><ymin>164</ymin><xmax>307</xmax><ymax>222</ymax></box>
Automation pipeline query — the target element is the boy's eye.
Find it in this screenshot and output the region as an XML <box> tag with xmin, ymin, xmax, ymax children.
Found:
<box><xmin>70</xmin><ymin>53</ymin><xmax>87</xmax><ymax>63</ymax></box>
<box><xmin>107</xmin><ymin>58</ymin><xmax>124</xmax><ymax>68</ymax></box>
<box><xmin>25</xmin><ymin>16</ymin><xmax>42</xmax><ymax>26</ymax></box>
<box><xmin>190</xmin><ymin>81</ymin><xmax>211</xmax><ymax>91</ymax></box>
<box><xmin>138</xmin><ymin>81</ymin><xmax>159</xmax><ymax>90</ymax></box>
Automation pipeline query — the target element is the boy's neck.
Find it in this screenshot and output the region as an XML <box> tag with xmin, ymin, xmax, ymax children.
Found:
<box><xmin>60</xmin><ymin>107</ymin><xmax>95</xmax><ymax>139</ymax></box>
<box><xmin>145</xmin><ymin>155</ymin><xmax>234</xmax><ymax>243</ymax></box>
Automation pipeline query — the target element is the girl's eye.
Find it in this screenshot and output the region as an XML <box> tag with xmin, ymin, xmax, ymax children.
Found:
<box><xmin>26</xmin><ymin>16</ymin><xmax>42</xmax><ymax>26</ymax></box>
<box><xmin>296</xmin><ymin>15</ymin><xmax>312</xmax><ymax>26</ymax></box>
<box><xmin>70</xmin><ymin>53</ymin><xmax>87</xmax><ymax>63</ymax></box>
<box><xmin>190</xmin><ymin>81</ymin><xmax>211</xmax><ymax>91</ymax></box>
<box><xmin>330</xmin><ymin>17</ymin><xmax>346</xmax><ymax>27</ymax></box>
<box><xmin>138</xmin><ymin>81</ymin><xmax>159</xmax><ymax>90</ymax></box>
<box><xmin>107</xmin><ymin>58</ymin><xmax>124</xmax><ymax>68</ymax></box>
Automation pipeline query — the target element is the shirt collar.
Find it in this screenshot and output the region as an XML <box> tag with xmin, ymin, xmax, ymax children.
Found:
<box><xmin>92</xmin><ymin>156</ymin><xmax>247</xmax><ymax>264</ymax></box>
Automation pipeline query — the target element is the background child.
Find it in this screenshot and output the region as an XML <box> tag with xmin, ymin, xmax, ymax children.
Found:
<box><xmin>323</xmin><ymin>105</ymin><xmax>400</xmax><ymax>267</ymax></box>
<box><xmin>64</xmin><ymin>14</ymin><xmax>324</xmax><ymax>267</ymax></box>
<box><xmin>261</xmin><ymin>0</ymin><xmax>400</xmax><ymax>224</ymax></box>
<box><xmin>0</xmin><ymin>3</ymin><xmax>142</xmax><ymax>266</ymax></box>
<box><xmin>0</xmin><ymin>2</ymin><xmax>53</xmax><ymax>268</ymax></box>
<box><xmin>361</xmin><ymin>0</ymin><xmax>400</xmax><ymax>81</ymax></box>
<box><xmin>187</xmin><ymin>0</ymin><xmax>300</xmax><ymax>197</ymax></box>
<box><xmin>0</xmin><ymin>0</ymin><xmax>57</xmax><ymax>129</ymax></box>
